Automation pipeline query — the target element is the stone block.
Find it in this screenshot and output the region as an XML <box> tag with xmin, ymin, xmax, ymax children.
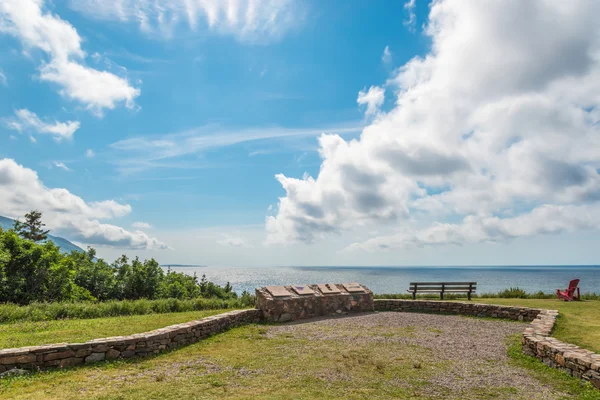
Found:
<box><xmin>85</xmin><ymin>353</ymin><xmax>105</xmax><ymax>363</ymax></box>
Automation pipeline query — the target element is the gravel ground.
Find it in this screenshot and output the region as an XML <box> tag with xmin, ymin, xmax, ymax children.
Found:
<box><xmin>267</xmin><ymin>312</ymin><xmax>565</xmax><ymax>399</ymax></box>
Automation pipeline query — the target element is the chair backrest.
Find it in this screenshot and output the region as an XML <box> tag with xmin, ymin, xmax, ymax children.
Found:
<box><xmin>567</xmin><ymin>279</ymin><xmax>580</xmax><ymax>294</ymax></box>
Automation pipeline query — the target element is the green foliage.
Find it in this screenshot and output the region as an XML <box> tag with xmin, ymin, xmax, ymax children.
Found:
<box><xmin>497</xmin><ymin>287</ymin><xmax>528</xmax><ymax>298</ymax></box>
<box><xmin>12</xmin><ymin>210</ymin><xmax>50</xmax><ymax>242</ymax></box>
<box><xmin>0</xmin><ymin>227</ymin><xmax>245</xmax><ymax>306</ymax></box>
<box><xmin>0</xmin><ymin>298</ymin><xmax>254</xmax><ymax>324</ymax></box>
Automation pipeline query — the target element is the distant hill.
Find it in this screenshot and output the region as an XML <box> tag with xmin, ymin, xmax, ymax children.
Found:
<box><xmin>0</xmin><ymin>215</ymin><xmax>85</xmax><ymax>254</ymax></box>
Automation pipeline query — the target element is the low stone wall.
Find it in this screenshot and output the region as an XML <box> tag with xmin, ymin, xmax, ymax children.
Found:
<box><xmin>0</xmin><ymin>309</ymin><xmax>261</xmax><ymax>373</ymax></box>
<box><xmin>375</xmin><ymin>299</ymin><xmax>600</xmax><ymax>389</ymax></box>
<box><xmin>374</xmin><ymin>299</ymin><xmax>542</xmax><ymax>321</ymax></box>
<box><xmin>522</xmin><ymin>310</ymin><xmax>600</xmax><ymax>389</ymax></box>
<box><xmin>256</xmin><ymin>284</ymin><xmax>373</xmax><ymax>322</ymax></box>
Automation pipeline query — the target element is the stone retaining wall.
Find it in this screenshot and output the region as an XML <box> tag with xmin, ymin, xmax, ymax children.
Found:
<box><xmin>0</xmin><ymin>309</ymin><xmax>261</xmax><ymax>373</ymax></box>
<box><xmin>375</xmin><ymin>299</ymin><xmax>600</xmax><ymax>389</ymax></box>
<box><xmin>522</xmin><ymin>310</ymin><xmax>600</xmax><ymax>389</ymax></box>
<box><xmin>374</xmin><ymin>299</ymin><xmax>542</xmax><ymax>321</ymax></box>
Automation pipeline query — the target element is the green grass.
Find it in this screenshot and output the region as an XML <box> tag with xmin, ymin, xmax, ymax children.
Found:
<box><xmin>0</xmin><ymin>323</ymin><xmax>598</xmax><ymax>399</ymax></box>
<box><xmin>470</xmin><ymin>298</ymin><xmax>600</xmax><ymax>353</ymax></box>
<box><xmin>0</xmin><ymin>309</ymin><xmax>233</xmax><ymax>349</ymax></box>
<box><xmin>0</xmin><ymin>297</ymin><xmax>254</xmax><ymax>324</ymax></box>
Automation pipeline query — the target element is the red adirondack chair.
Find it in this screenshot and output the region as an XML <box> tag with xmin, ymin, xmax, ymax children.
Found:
<box><xmin>556</xmin><ymin>279</ymin><xmax>580</xmax><ymax>301</ymax></box>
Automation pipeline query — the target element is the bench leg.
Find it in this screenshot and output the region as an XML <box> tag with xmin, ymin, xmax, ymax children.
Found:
<box><xmin>412</xmin><ymin>291</ymin><xmax>416</xmax><ymax>300</ymax></box>
<box><xmin>440</xmin><ymin>292</ymin><xmax>444</xmax><ymax>300</ymax></box>
<box><xmin>468</xmin><ymin>291</ymin><xmax>471</xmax><ymax>301</ymax></box>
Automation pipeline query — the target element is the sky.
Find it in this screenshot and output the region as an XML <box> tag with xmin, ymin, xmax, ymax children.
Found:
<box><xmin>1</xmin><ymin>0</ymin><xmax>600</xmax><ymax>267</ymax></box>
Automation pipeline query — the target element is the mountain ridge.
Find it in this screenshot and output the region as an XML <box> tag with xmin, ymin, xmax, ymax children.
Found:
<box><xmin>0</xmin><ymin>215</ymin><xmax>85</xmax><ymax>254</ymax></box>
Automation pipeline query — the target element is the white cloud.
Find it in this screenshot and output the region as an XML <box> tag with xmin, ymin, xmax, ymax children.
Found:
<box><xmin>217</xmin><ymin>234</ymin><xmax>253</xmax><ymax>248</ymax></box>
<box><xmin>0</xmin><ymin>158</ymin><xmax>169</xmax><ymax>249</ymax></box>
<box><xmin>0</xmin><ymin>0</ymin><xmax>140</xmax><ymax>115</ymax></box>
<box><xmin>345</xmin><ymin>204</ymin><xmax>600</xmax><ymax>252</ymax></box>
<box><xmin>267</xmin><ymin>0</ymin><xmax>600</xmax><ymax>248</ymax></box>
<box><xmin>85</xmin><ymin>149</ymin><xmax>95</xmax><ymax>158</ymax></box>
<box><xmin>403</xmin><ymin>0</ymin><xmax>416</xmax><ymax>32</ymax></box>
<box><xmin>109</xmin><ymin>122</ymin><xmax>362</xmax><ymax>174</ymax></box>
<box><xmin>5</xmin><ymin>109</ymin><xmax>79</xmax><ymax>141</ymax></box>
<box><xmin>132</xmin><ymin>221</ymin><xmax>152</xmax><ymax>229</ymax></box>
<box><xmin>68</xmin><ymin>0</ymin><xmax>305</xmax><ymax>42</ymax></box>
<box><xmin>357</xmin><ymin>86</ymin><xmax>385</xmax><ymax>116</ymax></box>
<box><xmin>382</xmin><ymin>45</ymin><xmax>392</xmax><ymax>64</ymax></box>
<box><xmin>52</xmin><ymin>161</ymin><xmax>71</xmax><ymax>171</ymax></box>
<box><xmin>0</xmin><ymin>71</ymin><xmax>6</xmax><ymax>86</ymax></box>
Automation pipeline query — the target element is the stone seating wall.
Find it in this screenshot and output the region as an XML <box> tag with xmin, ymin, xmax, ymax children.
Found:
<box><xmin>0</xmin><ymin>309</ymin><xmax>261</xmax><ymax>373</ymax></box>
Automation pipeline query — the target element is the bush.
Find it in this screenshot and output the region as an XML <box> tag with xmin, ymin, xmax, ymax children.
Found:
<box><xmin>0</xmin><ymin>296</ymin><xmax>256</xmax><ymax>324</ymax></box>
<box><xmin>0</xmin><ymin>227</ymin><xmax>241</xmax><ymax>305</ymax></box>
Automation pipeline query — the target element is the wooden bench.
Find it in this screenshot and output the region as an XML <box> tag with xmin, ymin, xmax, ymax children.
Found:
<box><xmin>408</xmin><ymin>282</ymin><xmax>477</xmax><ymax>300</ymax></box>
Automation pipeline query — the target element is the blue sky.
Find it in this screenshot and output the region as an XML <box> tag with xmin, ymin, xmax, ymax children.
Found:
<box><xmin>1</xmin><ymin>0</ymin><xmax>600</xmax><ymax>266</ymax></box>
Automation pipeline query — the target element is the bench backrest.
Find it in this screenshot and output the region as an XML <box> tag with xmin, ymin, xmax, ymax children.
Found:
<box><xmin>409</xmin><ymin>282</ymin><xmax>477</xmax><ymax>291</ymax></box>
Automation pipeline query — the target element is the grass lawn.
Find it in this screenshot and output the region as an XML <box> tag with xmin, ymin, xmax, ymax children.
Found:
<box><xmin>0</xmin><ymin>309</ymin><xmax>233</xmax><ymax>349</ymax></box>
<box><xmin>1</xmin><ymin>315</ymin><xmax>599</xmax><ymax>400</ymax></box>
<box><xmin>471</xmin><ymin>298</ymin><xmax>600</xmax><ymax>353</ymax></box>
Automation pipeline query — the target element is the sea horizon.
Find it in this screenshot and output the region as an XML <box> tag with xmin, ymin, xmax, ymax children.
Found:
<box><xmin>162</xmin><ymin>265</ymin><xmax>600</xmax><ymax>295</ymax></box>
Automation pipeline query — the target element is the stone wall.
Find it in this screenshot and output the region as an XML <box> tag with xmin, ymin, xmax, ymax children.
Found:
<box><xmin>0</xmin><ymin>309</ymin><xmax>261</xmax><ymax>373</ymax></box>
<box><xmin>256</xmin><ymin>284</ymin><xmax>373</xmax><ymax>322</ymax></box>
<box><xmin>374</xmin><ymin>299</ymin><xmax>542</xmax><ymax>321</ymax></box>
<box><xmin>375</xmin><ymin>299</ymin><xmax>600</xmax><ymax>389</ymax></box>
<box><xmin>522</xmin><ymin>310</ymin><xmax>600</xmax><ymax>389</ymax></box>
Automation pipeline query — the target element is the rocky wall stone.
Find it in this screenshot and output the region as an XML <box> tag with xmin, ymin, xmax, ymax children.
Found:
<box><xmin>0</xmin><ymin>309</ymin><xmax>262</xmax><ymax>373</ymax></box>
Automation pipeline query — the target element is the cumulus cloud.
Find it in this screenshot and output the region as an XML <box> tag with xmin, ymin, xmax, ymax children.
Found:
<box><xmin>5</xmin><ymin>109</ymin><xmax>79</xmax><ymax>141</ymax></box>
<box><xmin>357</xmin><ymin>86</ymin><xmax>385</xmax><ymax>116</ymax></box>
<box><xmin>0</xmin><ymin>0</ymin><xmax>140</xmax><ymax>115</ymax></box>
<box><xmin>267</xmin><ymin>0</ymin><xmax>600</xmax><ymax>248</ymax></box>
<box><xmin>132</xmin><ymin>221</ymin><xmax>152</xmax><ymax>229</ymax></box>
<box><xmin>346</xmin><ymin>204</ymin><xmax>600</xmax><ymax>252</ymax></box>
<box><xmin>85</xmin><ymin>149</ymin><xmax>95</xmax><ymax>158</ymax></box>
<box><xmin>0</xmin><ymin>158</ymin><xmax>168</xmax><ymax>249</ymax></box>
<box><xmin>217</xmin><ymin>234</ymin><xmax>253</xmax><ymax>248</ymax></box>
<box><xmin>68</xmin><ymin>0</ymin><xmax>305</xmax><ymax>42</ymax></box>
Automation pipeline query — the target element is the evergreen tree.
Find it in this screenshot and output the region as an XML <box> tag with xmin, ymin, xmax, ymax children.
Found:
<box><xmin>13</xmin><ymin>210</ymin><xmax>50</xmax><ymax>242</ymax></box>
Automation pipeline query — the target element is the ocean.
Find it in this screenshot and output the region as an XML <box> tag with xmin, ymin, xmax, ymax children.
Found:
<box><xmin>164</xmin><ymin>265</ymin><xmax>600</xmax><ymax>295</ymax></box>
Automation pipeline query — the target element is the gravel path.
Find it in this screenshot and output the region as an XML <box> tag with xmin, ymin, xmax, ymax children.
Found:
<box><xmin>267</xmin><ymin>312</ymin><xmax>565</xmax><ymax>399</ymax></box>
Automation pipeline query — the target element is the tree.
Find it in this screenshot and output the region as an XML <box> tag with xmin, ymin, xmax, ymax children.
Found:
<box><xmin>13</xmin><ymin>210</ymin><xmax>50</xmax><ymax>242</ymax></box>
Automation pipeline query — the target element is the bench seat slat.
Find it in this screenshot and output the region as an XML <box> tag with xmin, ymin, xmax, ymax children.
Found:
<box><xmin>406</xmin><ymin>289</ymin><xmax>475</xmax><ymax>293</ymax></box>
<box><xmin>408</xmin><ymin>287</ymin><xmax>477</xmax><ymax>292</ymax></box>
<box><xmin>409</xmin><ymin>282</ymin><xmax>476</xmax><ymax>285</ymax></box>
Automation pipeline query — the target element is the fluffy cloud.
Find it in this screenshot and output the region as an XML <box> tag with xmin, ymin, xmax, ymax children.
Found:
<box><xmin>5</xmin><ymin>109</ymin><xmax>79</xmax><ymax>141</ymax></box>
<box><xmin>68</xmin><ymin>0</ymin><xmax>304</xmax><ymax>42</ymax></box>
<box><xmin>132</xmin><ymin>221</ymin><xmax>152</xmax><ymax>229</ymax></box>
<box><xmin>346</xmin><ymin>204</ymin><xmax>600</xmax><ymax>252</ymax></box>
<box><xmin>0</xmin><ymin>71</ymin><xmax>6</xmax><ymax>86</ymax></box>
<box><xmin>357</xmin><ymin>86</ymin><xmax>385</xmax><ymax>116</ymax></box>
<box><xmin>85</xmin><ymin>149</ymin><xmax>95</xmax><ymax>158</ymax></box>
<box><xmin>0</xmin><ymin>0</ymin><xmax>140</xmax><ymax>114</ymax></box>
<box><xmin>267</xmin><ymin>0</ymin><xmax>600</xmax><ymax>248</ymax></box>
<box><xmin>0</xmin><ymin>158</ymin><xmax>168</xmax><ymax>249</ymax></box>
